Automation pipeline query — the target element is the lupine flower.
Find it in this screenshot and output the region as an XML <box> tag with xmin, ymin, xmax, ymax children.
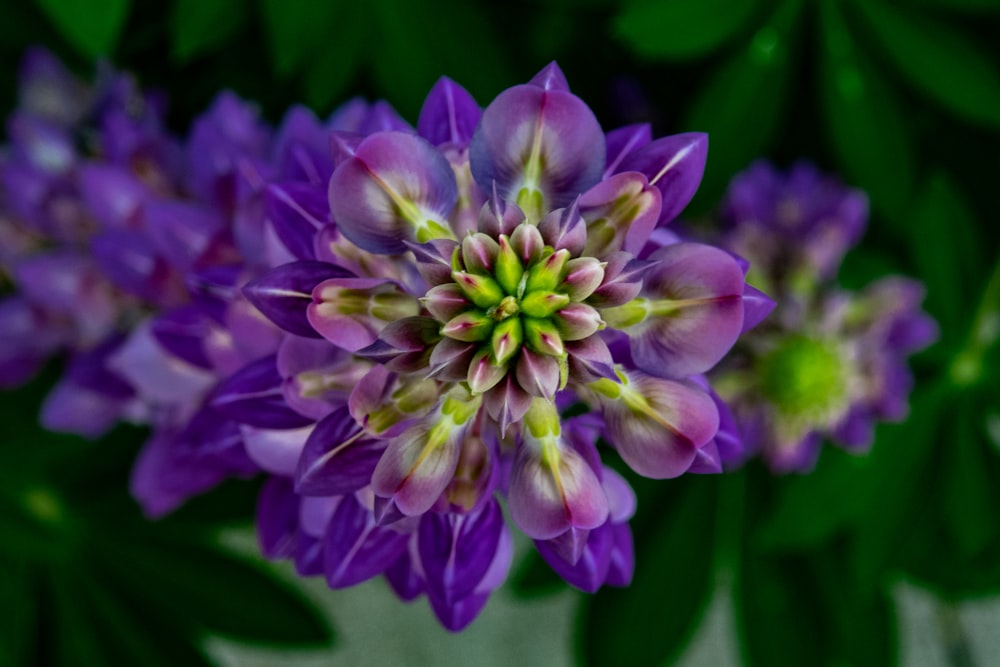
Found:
<box><xmin>1</xmin><ymin>52</ymin><xmax>766</xmax><ymax>630</ymax></box>
<box><xmin>707</xmin><ymin>161</ymin><xmax>938</xmax><ymax>471</ymax></box>
<box><xmin>234</xmin><ymin>64</ymin><xmax>766</xmax><ymax>629</ymax></box>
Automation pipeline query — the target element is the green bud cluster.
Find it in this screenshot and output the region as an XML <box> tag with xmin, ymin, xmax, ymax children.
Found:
<box><xmin>426</xmin><ymin>224</ymin><xmax>606</xmax><ymax>395</ymax></box>
<box><xmin>758</xmin><ymin>335</ymin><xmax>851</xmax><ymax>423</ymax></box>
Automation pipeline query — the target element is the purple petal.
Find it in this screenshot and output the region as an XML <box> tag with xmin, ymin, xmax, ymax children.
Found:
<box><xmin>329</xmin><ymin>131</ymin><xmax>458</xmax><ymax>254</ymax></box>
<box><xmin>243</xmin><ymin>260</ymin><xmax>354</xmax><ymax>337</ymax></box>
<box><xmin>273</xmin><ymin>105</ymin><xmax>333</xmax><ymax>184</ymax></box>
<box><xmin>418</xmin><ymin>499</ymin><xmax>504</xmax><ymax>604</ymax></box>
<box><xmin>603</xmin><ymin>123</ymin><xmax>652</xmax><ymax>178</ymax></box>
<box><xmin>144</xmin><ymin>201</ymin><xmax>224</xmax><ymax>270</ymax></box>
<box><xmin>256</xmin><ymin>476</ymin><xmax>299</xmax><ymax>560</ymax></box>
<box><xmin>600</xmin><ymin>372</ymin><xmax>719</xmax><ymax>479</ymax></box>
<box><xmin>385</xmin><ymin>547</ymin><xmax>425</xmax><ymax>601</ymax></box>
<box><xmin>469</xmin><ymin>84</ymin><xmax>605</xmax><ymax>212</ymax></box>
<box><xmin>617</xmin><ymin>132</ymin><xmax>707</xmax><ymax>225</ymax></box>
<box><xmin>741</xmin><ymin>282</ymin><xmax>776</xmax><ymax>333</ymax></box>
<box><xmin>149</xmin><ymin>305</ymin><xmax>215</xmax><ymax>370</ymax></box>
<box><xmin>508</xmin><ymin>438</ymin><xmax>609</xmax><ymax>540</ymax></box>
<box><xmin>418</xmin><ymin>77</ymin><xmax>482</xmax><ymax>147</ymax></box>
<box><xmin>308</xmin><ymin>278</ymin><xmax>421</xmax><ymax>352</ymax></box>
<box><xmin>427</xmin><ymin>524</ymin><xmax>513</xmax><ymax>631</ymax></box>
<box><xmin>211</xmin><ymin>355</ymin><xmax>314</xmax><ymax>429</ymax></box>
<box><xmin>537</xmin><ymin>522</ymin><xmax>613</xmax><ymax>593</ymax></box>
<box><xmin>605</xmin><ymin>522</ymin><xmax>635</xmax><ymax>587</ymax></box>
<box><xmin>324</xmin><ymin>493</ymin><xmax>411</xmax><ymax>589</ymax></box>
<box><xmin>579</xmin><ymin>171</ymin><xmax>662</xmax><ymax>256</ymax></box>
<box><xmin>266</xmin><ymin>182</ymin><xmax>329</xmax><ymax>260</ymax></box>
<box><xmin>297</xmin><ymin>407</ymin><xmax>387</xmax><ymax>495</ymax></box>
<box><xmin>528</xmin><ymin>62</ymin><xmax>570</xmax><ymax>92</ymax></box>
<box><xmin>92</xmin><ymin>230</ymin><xmax>179</xmax><ymax>305</ymax></box>
<box><xmin>108</xmin><ymin>321</ymin><xmax>215</xmax><ymax>406</ymax></box>
<box><xmin>78</xmin><ymin>164</ymin><xmax>151</xmax><ymax>229</ymax></box>
<box><xmin>629</xmin><ymin>243</ymin><xmax>746</xmax><ymax>377</ymax></box>
<box><xmin>242</xmin><ymin>424</ymin><xmax>314</xmax><ymax>476</ymax></box>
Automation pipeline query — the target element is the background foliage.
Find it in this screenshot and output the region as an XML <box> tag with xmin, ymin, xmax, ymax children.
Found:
<box><xmin>2</xmin><ymin>0</ymin><xmax>999</xmax><ymax>664</ymax></box>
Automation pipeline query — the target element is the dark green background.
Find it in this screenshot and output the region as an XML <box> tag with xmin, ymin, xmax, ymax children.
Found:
<box><xmin>2</xmin><ymin>0</ymin><xmax>999</xmax><ymax>665</ymax></box>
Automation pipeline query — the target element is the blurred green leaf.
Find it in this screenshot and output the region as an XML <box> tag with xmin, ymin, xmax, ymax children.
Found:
<box><xmin>303</xmin><ymin>3</ymin><xmax>366</xmax><ymax>111</ymax></box>
<box><xmin>258</xmin><ymin>0</ymin><xmax>339</xmax><ymax>77</ymax></box>
<box><xmin>910</xmin><ymin>172</ymin><xmax>985</xmax><ymax>336</ymax></box>
<box><xmin>756</xmin><ymin>447</ymin><xmax>867</xmax><ymax>552</ymax></box>
<box><xmin>35</xmin><ymin>0</ymin><xmax>131</xmax><ymax>59</ymax></box>
<box><xmin>820</xmin><ymin>0</ymin><xmax>915</xmax><ymax>221</ymax></box>
<box><xmin>576</xmin><ymin>476</ymin><xmax>717</xmax><ymax>666</ymax></box>
<box><xmin>907</xmin><ymin>0</ymin><xmax>1000</xmax><ymax>14</ymax></box>
<box><xmin>850</xmin><ymin>383</ymin><xmax>951</xmax><ymax>586</ymax></box>
<box><xmin>683</xmin><ymin>0</ymin><xmax>800</xmax><ymax>202</ymax></box>
<box><xmin>99</xmin><ymin>535</ymin><xmax>333</xmax><ymax>646</ymax></box>
<box><xmin>854</xmin><ymin>0</ymin><xmax>1000</xmax><ymax>128</ymax></box>
<box><xmin>614</xmin><ymin>0</ymin><xmax>761</xmax><ymax>61</ymax></box>
<box><xmin>510</xmin><ymin>551</ymin><xmax>566</xmax><ymax>599</ymax></box>
<box><xmin>171</xmin><ymin>0</ymin><xmax>248</xmax><ymax>63</ymax></box>
<box><xmin>0</xmin><ymin>559</ymin><xmax>35</xmax><ymax>666</ymax></box>
<box><xmin>945</xmin><ymin>398</ymin><xmax>996</xmax><ymax>559</ymax></box>
<box><xmin>737</xmin><ymin>545</ymin><xmax>896</xmax><ymax>667</ymax></box>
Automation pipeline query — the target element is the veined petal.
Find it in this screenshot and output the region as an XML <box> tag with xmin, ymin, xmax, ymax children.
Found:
<box><xmin>211</xmin><ymin>355</ymin><xmax>314</xmax><ymax>429</ymax></box>
<box><xmin>417</xmin><ymin>77</ymin><xmax>482</xmax><ymax>147</ymax></box>
<box><xmin>470</xmin><ymin>84</ymin><xmax>605</xmax><ymax>217</ymax></box>
<box><xmin>536</xmin><ymin>522</ymin><xmax>613</xmax><ymax>593</ymax></box>
<box><xmin>324</xmin><ymin>493</ymin><xmax>410</xmax><ymax>589</ymax></box>
<box><xmin>265</xmin><ymin>181</ymin><xmax>329</xmax><ymax>260</ymax></box>
<box><xmin>242</xmin><ymin>423</ymin><xmax>314</xmax><ymax>476</ymax></box>
<box><xmin>328</xmin><ymin>131</ymin><xmax>458</xmax><ymax>254</ymax></box>
<box><xmin>308</xmin><ymin>277</ymin><xmax>421</xmax><ymax>352</ymax></box>
<box><xmin>603</xmin><ymin>123</ymin><xmax>652</xmax><ymax>178</ymax></box>
<box><xmin>296</xmin><ymin>407</ymin><xmax>387</xmax><ymax>495</ymax></box>
<box><xmin>243</xmin><ymin>260</ymin><xmax>354</xmax><ymax>338</ymax></box>
<box><xmin>617</xmin><ymin>132</ymin><xmax>707</xmax><ymax>225</ymax></box>
<box><xmin>626</xmin><ymin>242</ymin><xmax>745</xmax><ymax>377</ymax></box>
<box><xmin>593</xmin><ymin>370</ymin><xmax>719</xmax><ymax>479</ymax></box>
<box><xmin>418</xmin><ymin>499</ymin><xmax>504</xmax><ymax>605</ymax></box>
<box><xmin>741</xmin><ymin>282</ymin><xmax>776</xmax><ymax>333</ymax></box>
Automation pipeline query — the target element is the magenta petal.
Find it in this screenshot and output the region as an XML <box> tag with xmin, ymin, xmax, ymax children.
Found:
<box><xmin>417</xmin><ymin>77</ymin><xmax>482</xmax><ymax>147</ymax></box>
<box><xmin>328</xmin><ymin>131</ymin><xmax>458</xmax><ymax>254</ymax></box>
<box><xmin>243</xmin><ymin>260</ymin><xmax>353</xmax><ymax>338</ymax></box>
<box><xmin>508</xmin><ymin>440</ymin><xmax>609</xmax><ymax>540</ymax></box>
<box><xmin>470</xmin><ymin>84</ymin><xmax>605</xmax><ymax>210</ymax></box>
<box><xmin>630</xmin><ymin>242</ymin><xmax>746</xmax><ymax>377</ymax></box>
<box><xmin>324</xmin><ymin>493</ymin><xmax>410</xmax><ymax>589</ymax></box>
<box><xmin>617</xmin><ymin>132</ymin><xmax>707</xmax><ymax>225</ymax></box>
<box><xmin>211</xmin><ymin>355</ymin><xmax>314</xmax><ymax>429</ymax></box>
<box><xmin>418</xmin><ymin>499</ymin><xmax>503</xmax><ymax>604</ymax></box>
<box><xmin>579</xmin><ymin>171</ymin><xmax>662</xmax><ymax>256</ymax></box>
<box><xmin>601</xmin><ymin>373</ymin><xmax>719</xmax><ymax>479</ymax></box>
<box><xmin>528</xmin><ymin>62</ymin><xmax>570</xmax><ymax>92</ymax></box>
<box><xmin>265</xmin><ymin>181</ymin><xmax>329</xmax><ymax>260</ymax></box>
<box><xmin>297</xmin><ymin>407</ymin><xmax>387</xmax><ymax>495</ymax></box>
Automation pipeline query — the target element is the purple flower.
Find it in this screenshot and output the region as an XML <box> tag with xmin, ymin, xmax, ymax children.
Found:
<box><xmin>709</xmin><ymin>161</ymin><xmax>937</xmax><ymax>472</ymax></box>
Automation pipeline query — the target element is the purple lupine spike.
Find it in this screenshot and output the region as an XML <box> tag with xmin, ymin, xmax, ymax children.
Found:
<box><xmin>265</xmin><ymin>182</ymin><xmax>329</xmax><ymax>260</ymax></box>
<box><xmin>210</xmin><ymin>355</ymin><xmax>314</xmax><ymax>429</ymax></box>
<box><xmin>469</xmin><ymin>81</ymin><xmax>605</xmax><ymax>215</ymax></box>
<box><xmin>328</xmin><ymin>131</ymin><xmax>458</xmax><ymax>254</ymax></box>
<box><xmin>418</xmin><ymin>498</ymin><xmax>504</xmax><ymax>605</ymax></box>
<box><xmin>603</xmin><ymin>123</ymin><xmax>652</xmax><ymax>178</ymax></box>
<box><xmin>617</xmin><ymin>132</ymin><xmax>708</xmax><ymax>225</ymax></box>
<box><xmin>296</xmin><ymin>407</ymin><xmax>388</xmax><ymax>495</ymax></box>
<box><xmin>243</xmin><ymin>260</ymin><xmax>354</xmax><ymax>338</ymax></box>
<box><xmin>417</xmin><ymin>77</ymin><xmax>481</xmax><ymax>147</ymax></box>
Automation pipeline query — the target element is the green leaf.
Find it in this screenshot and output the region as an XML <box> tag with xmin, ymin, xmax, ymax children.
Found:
<box><xmin>944</xmin><ymin>398</ymin><xmax>996</xmax><ymax>559</ymax></box>
<box><xmin>171</xmin><ymin>0</ymin><xmax>248</xmax><ymax>63</ymax></box>
<box><xmin>258</xmin><ymin>0</ymin><xmax>339</xmax><ymax>76</ymax></box>
<box><xmin>853</xmin><ymin>0</ymin><xmax>1000</xmax><ymax>128</ymax></box>
<box><xmin>910</xmin><ymin>172</ymin><xmax>985</xmax><ymax>337</ymax></box>
<box><xmin>303</xmin><ymin>3</ymin><xmax>366</xmax><ymax>111</ymax></box>
<box><xmin>907</xmin><ymin>0</ymin><xmax>1000</xmax><ymax>15</ymax></box>
<box><xmin>850</xmin><ymin>383</ymin><xmax>951</xmax><ymax>586</ymax></box>
<box><xmin>0</xmin><ymin>560</ymin><xmax>36</xmax><ymax>666</ymax></box>
<box><xmin>35</xmin><ymin>0</ymin><xmax>131</xmax><ymax>58</ymax></box>
<box><xmin>97</xmin><ymin>535</ymin><xmax>333</xmax><ymax>646</ymax></box>
<box><xmin>737</xmin><ymin>545</ymin><xmax>896</xmax><ymax>667</ymax></box>
<box><xmin>683</xmin><ymin>0</ymin><xmax>801</xmax><ymax>204</ymax></box>
<box><xmin>819</xmin><ymin>0</ymin><xmax>915</xmax><ymax>221</ymax></box>
<box><xmin>756</xmin><ymin>447</ymin><xmax>868</xmax><ymax>552</ymax></box>
<box><xmin>614</xmin><ymin>0</ymin><xmax>761</xmax><ymax>61</ymax></box>
<box><xmin>576</xmin><ymin>476</ymin><xmax>717</xmax><ymax>666</ymax></box>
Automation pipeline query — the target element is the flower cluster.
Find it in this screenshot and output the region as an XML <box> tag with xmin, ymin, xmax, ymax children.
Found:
<box><xmin>707</xmin><ymin>161</ymin><xmax>937</xmax><ymax>471</ymax></box>
<box><xmin>1</xmin><ymin>53</ymin><xmax>767</xmax><ymax>630</ymax></box>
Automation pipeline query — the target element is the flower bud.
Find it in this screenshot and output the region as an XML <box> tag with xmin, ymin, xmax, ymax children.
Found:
<box><xmin>494</xmin><ymin>235</ymin><xmax>524</xmax><ymax>295</ymax></box>
<box><xmin>467</xmin><ymin>349</ymin><xmax>508</xmax><ymax>395</ymax></box>
<box><xmin>520</xmin><ymin>290</ymin><xmax>570</xmax><ymax>319</ymax></box>
<box><xmin>451</xmin><ymin>270</ymin><xmax>504</xmax><ymax>308</ymax></box>
<box><xmin>523</xmin><ymin>317</ymin><xmax>565</xmax><ymax>357</ymax></box>
<box><xmin>525</xmin><ymin>248</ymin><xmax>570</xmax><ymax>293</ymax></box>
<box><xmin>423</xmin><ymin>284</ymin><xmax>471</xmax><ymax>321</ymax></box>
<box><xmin>490</xmin><ymin>317</ymin><xmax>522</xmax><ymax>365</ymax></box>
<box><xmin>560</xmin><ymin>257</ymin><xmax>605</xmax><ymax>302</ymax></box>
<box><xmin>509</xmin><ymin>223</ymin><xmax>544</xmax><ymax>266</ymax></box>
<box><xmin>553</xmin><ymin>302</ymin><xmax>604</xmax><ymax>340</ymax></box>
<box><xmin>461</xmin><ymin>232</ymin><xmax>499</xmax><ymax>275</ymax></box>
<box><xmin>441</xmin><ymin>310</ymin><xmax>494</xmax><ymax>342</ymax></box>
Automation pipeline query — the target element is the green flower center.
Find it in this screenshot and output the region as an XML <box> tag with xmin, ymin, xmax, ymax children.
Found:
<box><xmin>758</xmin><ymin>335</ymin><xmax>850</xmax><ymax>421</ymax></box>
